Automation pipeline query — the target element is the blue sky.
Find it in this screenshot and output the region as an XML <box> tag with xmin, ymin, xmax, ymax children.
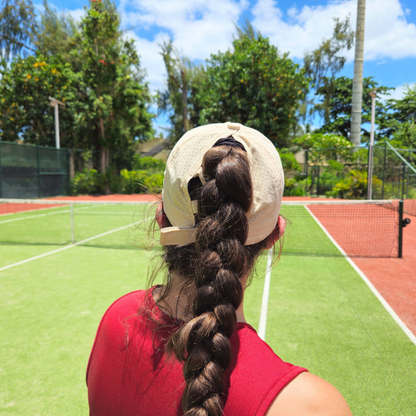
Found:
<box><xmin>36</xmin><ymin>0</ymin><xmax>416</xmax><ymax>132</ymax></box>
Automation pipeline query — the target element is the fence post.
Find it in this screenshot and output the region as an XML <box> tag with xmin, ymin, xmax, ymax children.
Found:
<box><xmin>70</xmin><ymin>203</ymin><xmax>75</xmax><ymax>244</ymax></box>
<box><xmin>37</xmin><ymin>146</ymin><xmax>41</xmax><ymax>199</ymax></box>
<box><xmin>401</xmin><ymin>165</ymin><xmax>406</xmax><ymax>200</ymax></box>
<box><xmin>398</xmin><ymin>200</ymin><xmax>403</xmax><ymax>258</ymax></box>
<box><xmin>304</xmin><ymin>150</ymin><xmax>309</xmax><ymax>195</ymax></box>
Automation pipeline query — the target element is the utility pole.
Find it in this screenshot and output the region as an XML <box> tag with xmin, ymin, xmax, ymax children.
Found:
<box><xmin>49</xmin><ymin>97</ymin><xmax>65</xmax><ymax>149</ymax></box>
<box><xmin>351</xmin><ymin>0</ymin><xmax>366</xmax><ymax>147</ymax></box>
<box><xmin>367</xmin><ymin>88</ymin><xmax>377</xmax><ymax>199</ymax></box>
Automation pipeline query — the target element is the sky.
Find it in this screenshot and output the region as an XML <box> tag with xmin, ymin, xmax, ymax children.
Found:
<box><xmin>36</xmin><ymin>0</ymin><xmax>416</xmax><ymax>132</ymax></box>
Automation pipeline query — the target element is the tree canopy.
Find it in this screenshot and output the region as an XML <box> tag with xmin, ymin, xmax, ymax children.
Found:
<box><xmin>197</xmin><ymin>35</ymin><xmax>308</xmax><ymax>148</ymax></box>
<box><xmin>0</xmin><ymin>0</ymin><xmax>153</xmax><ymax>171</ymax></box>
<box><xmin>315</xmin><ymin>76</ymin><xmax>392</xmax><ymax>142</ymax></box>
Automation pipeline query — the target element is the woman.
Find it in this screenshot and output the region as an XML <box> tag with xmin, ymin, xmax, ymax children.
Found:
<box><xmin>87</xmin><ymin>123</ymin><xmax>352</xmax><ymax>416</ymax></box>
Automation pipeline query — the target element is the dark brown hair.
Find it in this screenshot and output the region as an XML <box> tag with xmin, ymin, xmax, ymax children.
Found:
<box><xmin>159</xmin><ymin>145</ymin><xmax>271</xmax><ymax>416</ymax></box>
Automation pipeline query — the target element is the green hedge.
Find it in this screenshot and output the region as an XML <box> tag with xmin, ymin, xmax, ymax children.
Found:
<box><xmin>70</xmin><ymin>168</ymin><xmax>163</xmax><ymax>195</ymax></box>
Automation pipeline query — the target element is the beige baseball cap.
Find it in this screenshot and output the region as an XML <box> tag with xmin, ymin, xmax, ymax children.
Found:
<box><xmin>160</xmin><ymin>122</ymin><xmax>284</xmax><ymax>246</ymax></box>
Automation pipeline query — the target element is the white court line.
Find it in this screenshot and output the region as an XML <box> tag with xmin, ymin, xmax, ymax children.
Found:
<box><xmin>304</xmin><ymin>205</ymin><xmax>416</xmax><ymax>347</ymax></box>
<box><xmin>0</xmin><ymin>218</ymin><xmax>149</xmax><ymax>272</ymax></box>
<box><xmin>0</xmin><ymin>209</ymin><xmax>70</xmax><ymax>225</ymax></box>
<box><xmin>258</xmin><ymin>248</ymin><xmax>273</xmax><ymax>341</ymax></box>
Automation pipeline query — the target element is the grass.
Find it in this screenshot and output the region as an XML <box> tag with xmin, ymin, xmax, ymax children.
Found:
<box><xmin>1</xmin><ymin>204</ymin><xmax>415</xmax><ymax>415</ymax></box>
<box><xmin>266</xmin><ymin>256</ymin><xmax>416</xmax><ymax>415</ymax></box>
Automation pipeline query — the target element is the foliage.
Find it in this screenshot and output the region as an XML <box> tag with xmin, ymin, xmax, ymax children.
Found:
<box><xmin>283</xmin><ymin>177</ymin><xmax>306</xmax><ymax>196</ymax></box>
<box><xmin>0</xmin><ymin>0</ymin><xmax>153</xmax><ymax>173</ymax></box>
<box><xmin>132</xmin><ymin>155</ymin><xmax>165</xmax><ymax>172</ymax></box>
<box><xmin>0</xmin><ymin>54</ymin><xmax>83</xmax><ymax>146</ymax></box>
<box><xmin>157</xmin><ymin>39</ymin><xmax>206</xmax><ymax>144</ymax></box>
<box><xmin>70</xmin><ymin>168</ymin><xmax>104</xmax><ymax>195</ymax></box>
<box><xmin>293</xmin><ymin>132</ymin><xmax>353</xmax><ymax>164</ymax></box>
<box><xmin>0</xmin><ymin>0</ymin><xmax>37</xmax><ymax>60</ymax></box>
<box><xmin>33</xmin><ymin>0</ymin><xmax>81</xmax><ymax>70</ymax></box>
<box><xmin>71</xmin><ymin>0</ymin><xmax>153</xmax><ymax>169</ymax></box>
<box><xmin>233</xmin><ymin>18</ymin><xmax>260</xmax><ymax>41</ymax></box>
<box><xmin>303</xmin><ymin>17</ymin><xmax>354</xmax><ymax>123</ymax></box>
<box><xmin>316</xmin><ymin>76</ymin><xmax>392</xmax><ymax>141</ymax></box>
<box><xmin>197</xmin><ymin>35</ymin><xmax>308</xmax><ymax>148</ymax></box>
<box><xmin>120</xmin><ymin>169</ymin><xmax>163</xmax><ymax>194</ymax></box>
<box><xmin>280</xmin><ymin>150</ymin><xmax>301</xmax><ymax>172</ymax></box>
<box><xmin>381</xmin><ymin>84</ymin><xmax>416</xmax><ymax>148</ymax></box>
<box><xmin>70</xmin><ymin>166</ymin><xmax>164</xmax><ymax>195</ymax></box>
<box><xmin>326</xmin><ymin>170</ymin><xmax>381</xmax><ymax>199</ymax></box>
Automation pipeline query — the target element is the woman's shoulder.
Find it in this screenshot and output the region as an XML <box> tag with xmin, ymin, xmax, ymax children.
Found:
<box><xmin>265</xmin><ymin>372</ymin><xmax>353</xmax><ymax>416</ymax></box>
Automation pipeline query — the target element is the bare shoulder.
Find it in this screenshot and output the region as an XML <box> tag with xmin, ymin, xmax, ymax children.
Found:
<box><xmin>265</xmin><ymin>372</ymin><xmax>353</xmax><ymax>416</ymax></box>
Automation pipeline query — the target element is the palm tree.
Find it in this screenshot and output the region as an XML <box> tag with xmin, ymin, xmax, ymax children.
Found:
<box><xmin>350</xmin><ymin>0</ymin><xmax>366</xmax><ymax>147</ymax></box>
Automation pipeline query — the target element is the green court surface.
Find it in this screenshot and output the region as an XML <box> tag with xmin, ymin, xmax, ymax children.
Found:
<box><xmin>1</xmin><ymin>204</ymin><xmax>415</xmax><ymax>415</ymax></box>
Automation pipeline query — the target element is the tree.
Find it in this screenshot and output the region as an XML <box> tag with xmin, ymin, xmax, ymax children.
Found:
<box><xmin>315</xmin><ymin>76</ymin><xmax>392</xmax><ymax>142</ymax></box>
<box><xmin>33</xmin><ymin>0</ymin><xmax>81</xmax><ymax>69</ymax></box>
<box><xmin>383</xmin><ymin>84</ymin><xmax>416</xmax><ymax>148</ymax></box>
<box><xmin>0</xmin><ymin>54</ymin><xmax>83</xmax><ymax>147</ymax></box>
<box><xmin>304</xmin><ymin>17</ymin><xmax>354</xmax><ymax>123</ymax></box>
<box><xmin>233</xmin><ymin>18</ymin><xmax>260</xmax><ymax>41</ymax></box>
<box><xmin>0</xmin><ymin>0</ymin><xmax>37</xmax><ymax>60</ymax></box>
<box><xmin>0</xmin><ymin>0</ymin><xmax>153</xmax><ymax>173</ymax></box>
<box><xmin>71</xmin><ymin>0</ymin><xmax>153</xmax><ymax>171</ymax></box>
<box><xmin>350</xmin><ymin>0</ymin><xmax>366</xmax><ymax>146</ymax></box>
<box><xmin>158</xmin><ymin>40</ymin><xmax>206</xmax><ymax>143</ymax></box>
<box><xmin>197</xmin><ymin>35</ymin><xmax>308</xmax><ymax>148</ymax></box>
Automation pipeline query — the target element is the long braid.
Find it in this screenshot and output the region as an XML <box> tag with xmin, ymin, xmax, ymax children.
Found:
<box><xmin>166</xmin><ymin>145</ymin><xmax>253</xmax><ymax>416</ymax></box>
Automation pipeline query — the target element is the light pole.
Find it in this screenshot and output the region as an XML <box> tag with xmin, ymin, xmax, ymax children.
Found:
<box><xmin>367</xmin><ymin>88</ymin><xmax>377</xmax><ymax>200</ymax></box>
<box><xmin>49</xmin><ymin>97</ymin><xmax>65</xmax><ymax>149</ymax></box>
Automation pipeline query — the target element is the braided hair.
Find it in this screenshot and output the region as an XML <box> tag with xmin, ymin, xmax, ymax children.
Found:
<box><xmin>160</xmin><ymin>144</ymin><xmax>270</xmax><ymax>416</ymax></box>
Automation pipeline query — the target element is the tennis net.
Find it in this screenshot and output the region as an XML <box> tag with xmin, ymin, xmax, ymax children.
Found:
<box><xmin>0</xmin><ymin>198</ymin><xmax>402</xmax><ymax>257</ymax></box>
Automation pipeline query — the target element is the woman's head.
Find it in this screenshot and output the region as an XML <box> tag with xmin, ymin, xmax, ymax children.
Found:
<box><xmin>156</xmin><ymin>123</ymin><xmax>285</xmax><ymax>416</ymax></box>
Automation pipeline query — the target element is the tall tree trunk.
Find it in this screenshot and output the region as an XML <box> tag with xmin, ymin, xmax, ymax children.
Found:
<box><xmin>350</xmin><ymin>0</ymin><xmax>366</xmax><ymax>147</ymax></box>
<box><xmin>181</xmin><ymin>69</ymin><xmax>189</xmax><ymax>132</ymax></box>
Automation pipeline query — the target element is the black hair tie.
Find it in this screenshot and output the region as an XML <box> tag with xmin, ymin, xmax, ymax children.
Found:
<box><xmin>212</xmin><ymin>136</ymin><xmax>246</xmax><ymax>152</ymax></box>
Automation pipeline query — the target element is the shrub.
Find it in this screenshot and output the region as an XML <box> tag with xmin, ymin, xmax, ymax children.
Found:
<box><xmin>280</xmin><ymin>151</ymin><xmax>301</xmax><ymax>172</ymax></box>
<box><xmin>284</xmin><ymin>177</ymin><xmax>307</xmax><ymax>196</ymax></box>
<box><xmin>70</xmin><ymin>168</ymin><xmax>107</xmax><ymax>195</ymax></box>
<box><xmin>132</xmin><ymin>155</ymin><xmax>166</xmax><ymax>172</ymax></box>
<box><xmin>120</xmin><ymin>169</ymin><xmax>163</xmax><ymax>194</ymax></box>
<box><xmin>326</xmin><ymin>170</ymin><xmax>382</xmax><ymax>199</ymax></box>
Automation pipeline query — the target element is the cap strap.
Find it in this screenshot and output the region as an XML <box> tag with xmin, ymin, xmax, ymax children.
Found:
<box><xmin>160</xmin><ymin>227</ymin><xmax>197</xmax><ymax>246</ymax></box>
<box><xmin>212</xmin><ymin>136</ymin><xmax>246</xmax><ymax>152</ymax></box>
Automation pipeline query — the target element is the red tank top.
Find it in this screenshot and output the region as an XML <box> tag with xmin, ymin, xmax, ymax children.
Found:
<box><xmin>87</xmin><ymin>289</ymin><xmax>307</xmax><ymax>416</ymax></box>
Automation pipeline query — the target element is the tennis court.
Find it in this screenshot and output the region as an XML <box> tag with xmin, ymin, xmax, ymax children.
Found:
<box><xmin>1</xmin><ymin>198</ymin><xmax>415</xmax><ymax>415</ymax></box>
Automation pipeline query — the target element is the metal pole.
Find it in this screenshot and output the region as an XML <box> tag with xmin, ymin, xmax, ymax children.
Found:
<box><xmin>401</xmin><ymin>165</ymin><xmax>406</xmax><ymax>200</ymax></box>
<box><xmin>37</xmin><ymin>146</ymin><xmax>41</xmax><ymax>198</ymax></box>
<box><xmin>367</xmin><ymin>89</ymin><xmax>377</xmax><ymax>200</ymax></box>
<box><xmin>398</xmin><ymin>200</ymin><xmax>403</xmax><ymax>258</ymax></box>
<box><xmin>70</xmin><ymin>203</ymin><xmax>75</xmax><ymax>244</ymax></box>
<box><xmin>381</xmin><ymin>142</ymin><xmax>386</xmax><ymax>199</ymax></box>
<box><xmin>55</xmin><ymin>103</ymin><xmax>60</xmax><ymax>149</ymax></box>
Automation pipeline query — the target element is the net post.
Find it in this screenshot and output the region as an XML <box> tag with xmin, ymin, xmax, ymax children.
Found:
<box><xmin>401</xmin><ymin>165</ymin><xmax>406</xmax><ymax>200</ymax></box>
<box><xmin>70</xmin><ymin>203</ymin><xmax>75</xmax><ymax>244</ymax></box>
<box><xmin>398</xmin><ymin>200</ymin><xmax>403</xmax><ymax>258</ymax></box>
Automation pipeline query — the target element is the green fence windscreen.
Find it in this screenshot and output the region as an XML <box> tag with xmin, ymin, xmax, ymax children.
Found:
<box><xmin>0</xmin><ymin>142</ymin><xmax>69</xmax><ymax>199</ymax></box>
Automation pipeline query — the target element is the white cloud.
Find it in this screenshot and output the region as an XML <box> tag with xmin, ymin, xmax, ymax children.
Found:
<box><xmin>120</xmin><ymin>0</ymin><xmax>248</xmax><ymax>60</ymax></box>
<box><xmin>66</xmin><ymin>8</ymin><xmax>85</xmax><ymax>22</ymax></box>
<box><xmin>126</xmin><ymin>31</ymin><xmax>168</xmax><ymax>94</ymax></box>
<box><xmin>388</xmin><ymin>82</ymin><xmax>415</xmax><ymax>100</ymax></box>
<box><xmin>252</xmin><ymin>0</ymin><xmax>416</xmax><ymax>61</ymax></box>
